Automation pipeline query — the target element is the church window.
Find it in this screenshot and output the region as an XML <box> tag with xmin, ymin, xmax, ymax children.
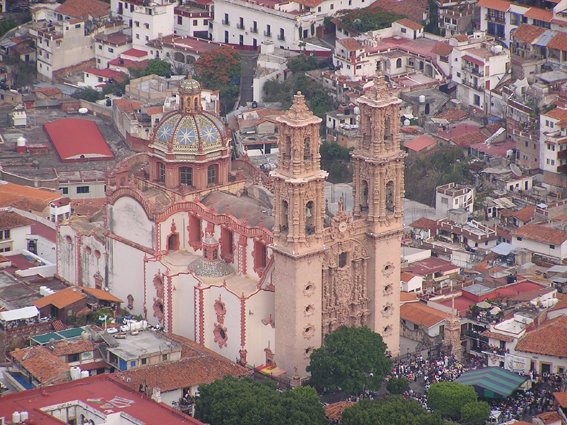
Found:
<box><xmin>304</xmin><ymin>282</ymin><xmax>315</xmax><ymax>294</ymax></box>
<box><xmin>281</xmin><ymin>200</ymin><xmax>289</xmax><ymax>233</ymax></box>
<box><xmin>65</xmin><ymin>235</ymin><xmax>72</xmax><ymax>244</ymax></box>
<box><xmin>383</xmin><ymin>325</ymin><xmax>392</xmax><ymax>335</ymax></box>
<box><xmin>284</xmin><ymin>136</ymin><xmax>291</xmax><ymax>160</ymax></box>
<box><xmin>221</xmin><ymin>227</ymin><xmax>233</xmax><ymax>258</ymax></box>
<box><xmin>179</xmin><ymin>167</ymin><xmax>193</xmax><ymax>186</ymax></box>
<box><xmin>382</xmin><ymin>303</ymin><xmax>393</xmax><ymax>317</ymax></box>
<box><xmin>305</xmin><ymin>201</ymin><xmax>315</xmax><ymax>235</ymax></box>
<box><xmin>167</xmin><ymin>232</ymin><xmax>179</xmax><ymax>251</ymax></box>
<box><xmin>384</xmin><ymin>115</ymin><xmax>392</xmax><ymax>142</ymax></box>
<box><xmin>194</xmin><ymin>97</ymin><xmax>199</xmax><ymax>110</ymax></box>
<box><xmin>360</xmin><ymin>180</ymin><xmax>369</xmax><ymax>211</ymax></box>
<box><xmin>254</xmin><ymin>240</ymin><xmax>267</xmax><ymax>270</ymax></box>
<box><xmin>386</xmin><ymin>181</ymin><xmax>395</xmax><ymax>213</ymax></box>
<box><xmin>305</xmin><ymin>304</ymin><xmax>314</xmax><ymax>315</ymax></box>
<box><xmin>207</xmin><ymin>164</ymin><xmax>217</xmax><ymax>186</ymax></box>
<box><xmin>303</xmin><ymin>137</ymin><xmax>312</xmax><ymax>161</ymax></box>
<box><xmin>338</xmin><ymin>252</ymin><xmax>347</xmax><ymax>268</ymax></box>
<box><xmin>189</xmin><ymin>215</ymin><xmax>202</xmax><ymax>248</ymax></box>
<box><xmin>396</xmin><ymin>58</ymin><xmax>402</xmax><ymax>68</ymax></box>
<box><xmin>363</xmin><ymin>114</ymin><xmax>371</xmax><ymax>144</ymax></box>
<box><xmin>157</xmin><ymin>162</ymin><xmax>166</xmax><ymax>183</ymax></box>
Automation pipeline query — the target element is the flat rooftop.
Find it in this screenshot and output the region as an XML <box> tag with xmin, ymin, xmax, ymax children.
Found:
<box><xmin>0</xmin><ymin>107</ymin><xmax>133</xmax><ymax>183</ymax></box>
<box><xmin>0</xmin><ymin>271</ymin><xmax>67</xmax><ymax>310</ymax></box>
<box><xmin>107</xmin><ymin>330</ymin><xmax>181</xmax><ymax>361</ymax></box>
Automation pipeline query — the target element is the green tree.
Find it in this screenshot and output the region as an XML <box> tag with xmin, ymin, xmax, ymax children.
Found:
<box><xmin>307</xmin><ymin>326</ymin><xmax>392</xmax><ymax>394</ymax></box>
<box><xmin>342</xmin><ymin>396</ymin><xmax>443</xmax><ymax>425</ymax></box>
<box><xmin>288</xmin><ymin>55</ymin><xmax>320</xmax><ymax>72</ymax></box>
<box><xmin>427</xmin><ymin>382</ymin><xmax>478</xmax><ymax>420</ymax></box>
<box><xmin>339</xmin><ymin>8</ymin><xmax>404</xmax><ymax>33</ymax></box>
<box><xmin>0</xmin><ymin>19</ymin><xmax>17</xmax><ymax>37</ymax></box>
<box><xmin>194</xmin><ymin>46</ymin><xmax>241</xmax><ymax>113</ymax></box>
<box><xmin>72</xmin><ymin>87</ymin><xmax>104</xmax><ymax>102</ymax></box>
<box><xmin>194</xmin><ymin>377</ymin><xmax>326</xmax><ymax>425</ymax></box>
<box><xmin>460</xmin><ymin>401</ymin><xmax>491</xmax><ymax>425</ymax></box>
<box><xmin>386</xmin><ymin>377</ymin><xmax>410</xmax><ymax>394</ymax></box>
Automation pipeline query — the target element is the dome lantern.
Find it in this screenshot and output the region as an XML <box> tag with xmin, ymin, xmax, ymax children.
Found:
<box><xmin>179</xmin><ymin>75</ymin><xmax>202</xmax><ymax>113</ymax></box>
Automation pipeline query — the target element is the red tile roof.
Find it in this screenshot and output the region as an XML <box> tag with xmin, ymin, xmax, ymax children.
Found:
<box><xmin>478</xmin><ymin>0</ymin><xmax>511</xmax><ymax>12</ymax></box>
<box><xmin>85</xmin><ymin>68</ymin><xmax>127</xmax><ymax>82</ymax></box>
<box><xmin>34</xmin><ymin>287</ymin><xmax>86</xmax><ymax>310</ymax></box>
<box><xmin>512</xmin><ymin>24</ymin><xmax>546</xmax><ymax>44</ymax></box>
<box><xmin>404</xmin><ymin>134</ymin><xmax>437</xmax><ymax>152</ymax></box>
<box><xmin>410</xmin><ymin>217</ymin><xmax>438</xmax><ymax>230</ymax></box>
<box><xmin>543</xmin><ymin>107</ymin><xmax>567</xmax><ymax>121</ymax></box>
<box><xmin>0</xmin><ymin>375</ymin><xmax>203</xmax><ymax>424</ymax></box>
<box><xmin>400</xmin><ymin>290</ymin><xmax>418</xmax><ymax>302</ymax></box>
<box><xmin>121</xmin><ymin>48</ymin><xmax>148</xmax><ymax>58</ymax></box>
<box><xmin>404</xmin><ymin>257</ymin><xmax>459</xmax><ymax>276</ymax></box>
<box><xmin>463</xmin><ymin>54</ymin><xmax>484</xmax><ymax>67</ymax></box>
<box><xmin>524</xmin><ymin>7</ymin><xmax>553</xmax><ymax>22</ymax></box>
<box><xmin>11</xmin><ymin>345</ymin><xmax>70</xmax><ymax>384</ymax></box>
<box><xmin>548</xmin><ymin>33</ymin><xmax>567</xmax><ymax>52</ymax></box>
<box><xmin>481</xmin><ymin>330</ymin><xmax>514</xmax><ymax>342</ymax></box>
<box><xmin>512</xmin><ymin>223</ymin><xmax>567</xmax><ymax>245</ymax></box>
<box><xmin>516</xmin><ymin>316</ymin><xmax>567</xmax><ymax>357</ymax></box>
<box><xmin>432</xmin><ymin>42</ymin><xmax>453</xmax><ymax>56</ymax></box>
<box><xmin>55</xmin><ymin>0</ymin><xmax>110</xmax><ymax>19</ymax></box>
<box><xmin>435</xmin><ymin>108</ymin><xmax>467</xmax><ymax>122</ymax></box>
<box><xmin>554</xmin><ymin>392</ymin><xmax>567</xmax><ymax>408</ymax></box>
<box><xmin>0</xmin><ymin>211</ymin><xmax>32</xmax><ymax>230</ymax></box>
<box><xmin>396</xmin><ymin>18</ymin><xmax>423</xmax><ymax>30</ymax></box>
<box><xmin>43</xmin><ymin>118</ymin><xmax>114</xmax><ymax>162</ymax></box>
<box><xmin>50</xmin><ymin>339</ymin><xmax>96</xmax><ymax>356</ymax></box>
<box><xmin>82</xmin><ymin>286</ymin><xmax>123</xmax><ymax>303</ymax></box>
<box><xmin>0</xmin><ymin>182</ymin><xmax>62</xmax><ymax>212</ymax></box>
<box><xmin>109</xmin><ymin>57</ymin><xmax>148</xmax><ymax>70</ymax></box>
<box><xmin>112</xmin><ymin>98</ymin><xmax>144</xmax><ymax>114</ymax></box>
<box><xmin>338</xmin><ymin>37</ymin><xmax>363</xmax><ymax>52</ymax></box>
<box><xmin>506</xmin><ymin>205</ymin><xmax>535</xmax><ymax>223</ymax></box>
<box><xmin>401</xmin><ymin>302</ymin><xmax>452</xmax><ymax>328</ymax></box>
<box><xmin>437</xmin><ymin>123</ymin><xmax>487</xmax><ymax>148</ymax></box>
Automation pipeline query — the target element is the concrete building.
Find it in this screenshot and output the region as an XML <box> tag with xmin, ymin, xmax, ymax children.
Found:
<box><xmin>512</xmin><ymin>223</ymin><xmax>567</xmax><ymax>262</ymax></box>
<box><xmin>94</xmin><ymin>31</ymin><xmax>131</xmax><ymax>69</ymax></box>
<box><xmin>540</xmin><ymin>107</ymin><xmax>567</xmax><ymax>188</ymax></box>
<box><xmin>436</xmin><ymin>182</ymin><xmax>475</xmax><ymax>217</ymax></box>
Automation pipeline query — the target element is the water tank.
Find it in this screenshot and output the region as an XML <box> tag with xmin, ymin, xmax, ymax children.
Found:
<box><xmin>20</xmin><ymin>412</ymin><xmax>29</xmax><ymax>422</ymax></box>
<box><xmin>353</xmin><ymin>106</ymin><xmax>360</xmax><ymax>115</ymax></box>
<box><xmin>39</xmin><ymin>286</ymin><xmax>47</xmax><ymax>296</ymax></box>
<box><xmin>492</xmin><ymin>45</ymin><xmax>503</xmax><ymax>54</ymax></box>
<box><xmin>16</xmin><ymin>136</ymin><xmax>26</xmax><ymax>147</ymax></box>
<box><xmin>12</xmin><ymin>411</ymin><xmax>21</xmax><ymax>424</ymax></box>
<box><xmin>404</xmin><ymin>119</ymin><xmax>411</xmax><ymax>126</ymax></box>
<box><xmin>78</xmin><ymin>107</ymin><xmax>89</xmax><ymax>115</ymax></box>
<box><xmin>418</xmin><ymin>95</ymin><xmax>426</xmax><ymax>103</ymax></box>
<box><xmin>70</xmin><ymin>366</ymin><xmax>81</xmax><ymax>380</ymax></box>
<box><xmin>81</xmin><ymin>331</ymin><xmax>90</xmax><ymax>341</ymax></box>
<box><xmin>80</xmin><ymin>370</ymin><xmax>90</xmax><ymax>379</ymax></box>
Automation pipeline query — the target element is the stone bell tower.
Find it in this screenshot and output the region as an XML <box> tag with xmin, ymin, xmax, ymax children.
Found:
<box><xmin>352</xmin><ymin>75</ymin><xmax>405</xmax><ymax>356</ymax></box>
<box><xmin>272</xmin><ymin>92</ymin><xmax>327</xmax><ymax>379</ymax></box>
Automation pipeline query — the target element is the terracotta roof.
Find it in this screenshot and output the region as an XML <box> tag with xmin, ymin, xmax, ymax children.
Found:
<box><xmin>400</xmin><ymin>302</ymin><xmax>452</xmax><ymax>328</ymax></box>
<box><xmin>432</xmin><ymin>42</ymin><xmax>453</xmax><ymax>56</ymax></box>
<box><xmin>554</xmin><ymin>392</ymin><xmax>567</xmax><ymax>408</ymax></box>
<box><xmin>512</xmin><ymin>24</ymin><xmax>546</xmax><ymax>44</ymax></box>
<box><xmin>113</xmin><ymin>99</ymin><xmax>144</xmax><ymax>114</ymax></box>
<box><xmin>502</xmin><ymin>205</ymin><xmax>535</xmax><ymax>223</ymax></box>
<box><xmin>396</xmin><ymin>18</ymin><xmax>423</xmax><ymax>30</ymax></box>
<box><xmin>121</xmin><ymin>48</ymin><xmax>148</xmax><ymax>58</ymax></box>
<box><xmin>548</xmin><ymin>33</ymin><xmax>567</xmax><ymax>51</ymax></box>
<box><xmin>401</xmin><ymin>272</ymin><xmax>418</xmax><ymax>283</ymax></box>
<box><xmin>0</xmin><ymin>211</ymin><xmax>32</xmax><ymax>230</ymax></box>
<box><xmin>34</xmin><ymin>287</ymin><xmax>86</xmax><ymax>310</ymax></box>
<box><xmin>116</xmin><ymin>352</ymin><xmax>249</xmax><ymax>392</ymax></box>
<box><xmin>481</xmin><ymin>330</ymin><xmax>514</xmax><ymax>342</ymax></box>
<box><xmin>516</xmin><ymin>316</ymin><xmax>567</xmax><ymax>357</ymax></box>
<box><xmin>534</xmin><ymin>411</ymin><xmax>561</xmax><ymax>424</ymax></box>
<box><xmin>85</xmin><ymin>68</ymin><xmax>127</xmax><ymax>82</ymax></box>
<box><xmin>478</xmin><ymin>0</ymin><xmax>511</xmax><ymax>12</ymax></box>
<box><xmin>55</xmin><ymin>0</ymin><xmax>109</xmax><ymax>19</ymax></box>
<box><xmin>325</xmin><ymin>401</ymin><xmax>355</xmax><ymax>421</ymax></box>
<box><xmin>435</xmin><ymin>108</ymin><xmax>467</xmax><ymax>122</ymax></box>
<box><xmin>0</xmin><ymin>182</ymin><xmax>62</xmax><ymax>212</ymax></box>
<box><xmin>33</xmin><ymin>86</ymin><xmax>62</xmax><ymax>96</ymax></box>
<box><xmin>338</xmin><ymin>37</ymin><xmax>363</xmax><ymax>52</ymax></box>
<box><xmin>50</xmin><ymin>339</ymin><xmax>95</xmax><ymax>356</ymax></box>
<box><xmin>11</xmin><ymin>345</ymin><xmax>70</xmax><ymax>384</ymax></box>
<box><xmin>513</xmin><ymin>223</ymin><xmax>567</xmax><ymax>245</ymax></box>
<box><xmin>410</xmin><ymin>217</ymin><xmax>438</xmax><ymax>230</ymax></box>
<box><xmin>82</xmin><ymin>287</ymin><xmax>123</xmax><ymax>303</ymax></box>
<box><xmin>44</xmin><ymin>118</ymin><xmax>114</xmax><ymax>162</ymax></box>
<box><xmin>551</xmin><ymin>293</ymin><xmax>567</xmax><ymax>311</ymax></box>
<box><xmin>543</xmin><ymin>107</ymin><xmax>567</xmax><ymax>121</ymax></box>
<box><xmin>404</xmin><ymin>134</ymin><xmax>437</xmax><ymax>152</ymax></box>
<box><xmin>400</xmin><ymin>291</ymin><xmax>418</xmax><ymax>303</ymax></box>
<box><xmin>525</xmin><ymin>7</ymin><xmax>553</xmax><ymax>22</ymax></box>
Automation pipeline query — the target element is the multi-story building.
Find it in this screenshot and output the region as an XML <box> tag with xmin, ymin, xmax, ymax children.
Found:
<box><xmin>540</xmin><ymin>107</ymin><xmax>567</xmax><ymax>188</ymax></box>
<box><xmin>452</xmin><ymin>41</ymin><xmax>510</xmax><ymax>111</ymax></box>
<box><xmin>110</xmin><ymin>0</ymin><xmax>175</xmax><ymax>52</ymax></box>
<box><xmin>479</xmin><ymin>0</ymin><xmax>567</xmax><ymax>47</ymax></box>
<box><xmin>436</xmin><ymin>0</ymin><xmax>477</xmax><ymax>37</ymax></box>
<box><xmin>174</xmin><ymin>4</ymin><xmax>212</xmax><ymax>38</ymax></box>
<box><xmin>211</xmin><ymin>0</ymin><xmax>366</xmax><ymax>50</ymax></box>
<box><xmin>94</xmin><ymin>31</ymin><xmax>131</xmax><ymax>69</ymax></box>
<box><xmin>436</xmin><ymin>182</ymin><xmax>475</xmax><ymax>216</ymax></box>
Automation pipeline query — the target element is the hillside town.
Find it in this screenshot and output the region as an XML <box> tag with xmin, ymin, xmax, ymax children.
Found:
<box><xmin>0</xmin><ymin>0</ymin><xmax>566</xmax><ymax>423</ymax></box>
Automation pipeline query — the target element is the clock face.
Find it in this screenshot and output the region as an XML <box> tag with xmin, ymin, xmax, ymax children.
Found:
<box><xmin>338</xmin><ymin>221</ymin><xmax>348</xmax><ymax>233</ymax></box>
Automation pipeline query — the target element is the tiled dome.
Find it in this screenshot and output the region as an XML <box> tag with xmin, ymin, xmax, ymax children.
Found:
<box><xmin>152</xmin><ymin>110</ymin><xmax>227</xmax><ymax>155</ymax></box>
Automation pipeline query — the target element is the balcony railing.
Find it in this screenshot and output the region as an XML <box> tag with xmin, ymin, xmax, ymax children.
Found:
<box><xmin>463</xmin><ymin>64</ymin><xmax>484</xmax><ymax>76</ymax></box>
<box><xmin>277</xmin><ymin>34</ymin><xmax>285</xmax><ymax>41</ymax></box>
<box><xmin>250</xmin><ymin>26</ymin><xmax>258</xmax><ymax>33</ymax></box>
<box><xmin>264</xmin><ymin>31</ymin><xmax>272</xmax><ymax>37</ymax></box>
<box><xmin>486</xmin><ymin>13</ymin><xmax>505</xmax><ymax>23</ymax></box>
<box><xmin>222</xmin><ymin>19</ymin><xmax>229</xmax><ymax>25</ymax></box>
<box><xmin>236</xmin><ymin>23</ymin><xmax>244</xmax><ymax>29</ymax></box>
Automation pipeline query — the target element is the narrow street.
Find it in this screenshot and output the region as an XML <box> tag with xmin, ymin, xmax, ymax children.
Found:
<box><xmin>239</xmin><ymin>50</ymin><xmax>259</xmax><ymax>106</ymax></box>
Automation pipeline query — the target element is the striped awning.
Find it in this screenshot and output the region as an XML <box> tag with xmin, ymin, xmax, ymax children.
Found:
<box><xmin>456</xmin><ymin>367</ymin><xmax>527</xmax><ymax>398</ymax></box>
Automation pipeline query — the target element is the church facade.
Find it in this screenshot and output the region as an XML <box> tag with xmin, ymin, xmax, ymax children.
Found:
<box><xmin>56</xmin><ymin>76</ymin><xmax>405</xmax><ymax>379</ymax></box>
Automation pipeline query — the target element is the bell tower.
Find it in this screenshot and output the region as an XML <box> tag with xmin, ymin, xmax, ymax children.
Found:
<box><xmin>352</xmin><ymin>75</ymin><xmax>405</xmax><ymax>356</ymax></box>
<box><xmin>272</xmin><ymin>92</ymin><xmax>327</xmax><ymax>379</ymax></box>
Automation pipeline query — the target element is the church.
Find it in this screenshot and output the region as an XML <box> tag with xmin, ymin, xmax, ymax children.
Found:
<box><xmin>56</xmin><ymin>75</ymin><xmax>405</xmax><ymax>380</ymax></box>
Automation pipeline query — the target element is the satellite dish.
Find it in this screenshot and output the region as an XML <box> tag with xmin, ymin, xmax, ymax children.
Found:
<box><xmin>510</xmin><ymin>163</ymin><xmax>521</xmax><ymax>177</ymax></box>
<box><xmin>78</xmin><ymin>107</ymin><xmax>89</xmax><ymax>115</ymax></box>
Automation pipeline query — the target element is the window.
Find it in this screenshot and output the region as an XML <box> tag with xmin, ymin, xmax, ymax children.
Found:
<box><xmin>108</xmin><ymin>47</ymin><xmax>114</xmax><ymax>53</ymax></box>
<box><xmin>330</xmin><ymin>3</ymin><xmax>334</xmax><ymax>8</ymax></box>
<box><xmin>473</xmin><ymin>94</ymin><xmax>481</xmax><ymax>106</ymax></box>
<box><xmin>162</xmin><ymin>354</ymin><xmax>168</xmax><ymax>361</ymax></box>
<box><xmin>517</xmin><ymin>237</ymin><xmax>523</xmax><ymax>241</ymax></box>
<box><xmin>177</xmin><ymin>16</ymin><xmax>182</xmax><ymax>25</ymax></box>
<box><xmin>135</xmin><ymin>21</ymin><xmax>140</xmax><ymax>27</ymax></box>
<box><xmin>136</xmin><ymin>34</ymin><xmax>140</xmax><ymax>39</ymax></box>
<box><xmin>130</xmin><ymin>361</ymin><xmax>136</xmax><ymax>367</ymax></box>
<box><xmin>207</xmin><ymin>164</ymin><xmax>217</xmax><ymax>185</ymax></box>
<box><xmin>144</xmin><ymin>23</ymin><xmax>149</xmax><ymax>29</ymax></box>
<box><xmin>158</xmin><ymin>163</ymin><xmax>166</xmax><ymax>183</ymax></box>
<box><xmin>318</xmin><ymin>6</ymin><xmax>321</xmax><ymax>11</ymax></box>
<box><xmin>338</xmin><ymin>252</ymin><xmax>347</xmax><ymax>268</ymax></box>
<box><xmin>141</xmin><ymin>358</ymin><xmax>147</xmax><ymax>365</ymax></box>
<box><xmin>396</xmin><ymin>58</ymin><xmax>402</xmax><ymax>68</ymax></box>
<box><xmin>401</xmin><ymin>27</ymin><xmax>406</xmax><ymax>33</ymax></box>
<box><xmin>68</xmin><ymin>353</ymin><xmax>80</xmax><ymax>362</ymax></box>
<box><xmin>179</xmin><ymin>167</ymin><xmax>192</xmax><ymax>186</ymax></box>
<box><xmin>76</xmin><ymin>186</ymin><xmax>90</xmax><ymax>194</ymax></box>
<box><xmin>304</xmin><ymin>137</ymin><xmax>312</xmax><ymax>160</ymax></box>
<box><xmin>550</xmin><ymin>244</ymin><xmax>556</xmax><ymax>249</ymax></box>
<box><xmin>193</xmin><ymin>19</ymin><xmax>198</xmax><ymax>25</ymax></box>
<box><xmin>223</xmin><ymin>13</ymin><xmax>229</xmax><ymax>25</ymax></box>
<box><xmin>61</xmin><ymin>187</ymin><xmax>69</xmax><ymax>194</ymax></box>
<box><xmin>98</xmin><ymin>44</ymin><xmax>102</xmax><ymax>50</ymax></box>
<box><xmin>0</xmin><ymin>229</ymin><xmax>10</xmax><ymax>240</ymax></box>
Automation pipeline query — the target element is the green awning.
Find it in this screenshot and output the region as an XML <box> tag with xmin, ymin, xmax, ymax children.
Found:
<box><xmin>455</xmin><ymin>367</ymin><xmax>527</xmax><ymax>398</ymax></box>
<box><xmin>31</xmin><ymin>327</ymin><xmax>85</xmax><ymax>345</ymax></box>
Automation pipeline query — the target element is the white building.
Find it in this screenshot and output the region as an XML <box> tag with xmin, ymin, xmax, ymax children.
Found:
<box><xmin>211</xmin><ymin>0</ymin><xmax>366</xmax><ymax>50</ymax></box>
<box><xmin>174</xmin><ymin>5</ymin><xmax>212</xmax><ymax>38</ymax></box>
<box><xmin>400</xmin><ymin>271</ymin><xmax>423</xmax><ymax>293</ymax></box>
<box><xmin>540</xmin><ymin>107</ymin><xmax>567</xmax><ymax>177</ymax></box>
<box><xmin>512</xmin><ymin>223</ymin><xmax>567</xmax><ymax>261</ymax></box>
<box><xmin>94</xmin><ymin>31</ymin><xmax>131</xmax><ymax>69</ymax></box>
<box><xmin>435</xmin><ymin>182</ymin><xmax>475</xmax><ymax>216</ymax></box>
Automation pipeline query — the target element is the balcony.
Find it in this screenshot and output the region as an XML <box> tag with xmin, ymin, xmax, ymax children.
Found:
<box><xmin>222</xmin><ymin>19</ymin><xmax>229</xmax><ymax>25</ymax></box>
<box><xmin>277</xmin><ymin>34</ymin><xmax>285</xmax><ymax>41</ymax></box>
<box><xmin>461</xmin><ymin>78</ymin><xmax>483</xmax><ymax>91</ymax></box>
<box><xmin>250</xmin><ymin>26</ymin><xmax>258</xmax><ymax>33</ymax></box>
<box><xmin>558</xmin><ymin>163</ymin><xmax>567</xmax><ymax>173</ymax></box>
<box><xmin>236</xmin><ymin>23</ymin><xmax>244</xmax><ymax>29</ymax></box>
<box><xmin>463</xmin><ymin>64</ymin><xmax>484</xmax><ymax>76</ymax></box>
<box><xmin>558</xmin><ymin>148</ymin><xmax>567</xmax><ymax>159</ymax></box>
<box><xmin>264</xmin><ymin>31</ymin><xmax>272</xmax><ymax>37</ymax></box>
<box><xmin>486</xmin><ymin>13</ymin><xmax>505</xmax><ymax>23</ymax></box>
